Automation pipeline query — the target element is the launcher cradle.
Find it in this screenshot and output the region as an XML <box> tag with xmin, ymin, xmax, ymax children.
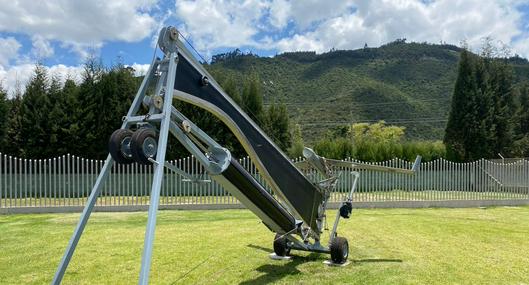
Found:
<box><xmin>52</xmin><ymin>27</ymin><xmax>421</xmax><ymax>285</ymax></box>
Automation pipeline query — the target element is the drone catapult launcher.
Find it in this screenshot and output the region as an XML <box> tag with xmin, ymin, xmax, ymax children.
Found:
<box><xmin>52</xmin><ymin>27</ymin><xmax>421</xmax><ymax>284</ymax></box>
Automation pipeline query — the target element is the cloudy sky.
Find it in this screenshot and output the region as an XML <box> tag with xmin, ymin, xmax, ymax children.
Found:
<box><xmin>0</xmin><ymin>0</ymin><xmax>528</xmax><ymax>95</ymax></box>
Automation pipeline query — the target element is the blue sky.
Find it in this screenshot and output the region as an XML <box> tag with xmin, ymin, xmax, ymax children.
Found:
<box><xmin>1</xmin><ymin>0</ymin><xmax>529</xmax><ymax>95</ymax></box>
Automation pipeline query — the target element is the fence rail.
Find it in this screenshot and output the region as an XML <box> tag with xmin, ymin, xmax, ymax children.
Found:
<box><xmin>0</xmin><ymin>153</ymin><xmax>528</xmax><ymax>210</ymax></box>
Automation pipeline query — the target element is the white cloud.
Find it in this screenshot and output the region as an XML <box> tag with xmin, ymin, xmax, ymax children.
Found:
<box><xmin>174</xmin><ymin>0</ymin><xmax>268</xmax><ymax>52</ymax></box>
<box><xmin>31</xmin><ymin>35</ymin><xmax>54</xmax><ymax>59</ymax></box>
<box><xmin>272</xmin><ymin>0</ymin><xmax>526</xmax><ymax>56</ymax></box>
<box><xmin>0</xmin><ymin>37</ymin><xmax>21</xmax><ymax>66</ymax></box>
<box><xmin>288</xmin><ymin>0</ymin><xmax>355</xmax><ymax>29</ymax></box>
<box><xmin>127</xmin><ymin>63</ymin><xmax>151</xmax><ymax>76</ymax></box>
<box><xmin>268</xmin><ymin>0</ymin><xmax>291</xmax><ymax>29</ymax></box>
<box><xmin>0</xmin><ymin>0</ymin><xmax>159</xmax><ymax>57</ymax></box>
<box><xmin>172</xmin><ymin>0</ymin><xmax>529</xmax><ymax>59</ymax></box>
<box><xmin>0</xmin><ymin>64</ymin><xmax>84</xmax><ymax>97</ymax></box>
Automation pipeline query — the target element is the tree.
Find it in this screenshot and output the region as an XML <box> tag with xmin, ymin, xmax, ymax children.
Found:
<box><xmin>60</xmin><ymin>78</ymin><xmax>82</xmax><ymax>155</ymax></box>
<box><xmin>518</xmin><ymin>84</ymin><xmax>529</xmax><ymax>135</ymax></box>
<box><xmin>265</xmin><ymin>102</ymin><xmax>291</xmax><ymax>151</ymax></box>
<box><xmin>75</xmin><ymin>59</ymin><xmax>139</xmax><ymax>159</ymax></box>
<box><xmin>19</xmin><ymin>64</ymin><xmax>51</xmax><ymax>158</ymax></box>
<box><xmin>77</xmin><ymin>57</ymin><xmax>104</xmax><ymax>158</ymax></box>
<box><xmin>512</xmin><ymin>84</ymin><xmax>529</xmax><ymax>156</ymax></box>
<box><xmin>47</xmin><ymin>76</ymin><xmax>65</xmax><ymax>153</ymax></box>
<box><xmin>288</xmin><ymin>124</ymin><xmax>304</xmax><ymax>158</ymax></box>
<box><xmin>3</xmin><ymin>83</ymin><xmax>23</xmax><ymax>156</ymax></box>
<box><xmin>241</xmin><ymin>76</ymin><xmax>264</xmax><ymax>125</ymax></box>
<box><xmin>349</xmin><ymin>121</ymin><xmax>405</xmax><ymax>144</ymax></box>
<box><xmin>486</xmin><ymin>60</ymin><xmax>516</xmax><ymax>156</ymax></box>
<box><xmin>444</xmin><ymin>50</ymin><xmax>484</xmax><ymax>161</ymax></box>
<box><xmin>223</xmin><ymin>75</ymin><xmax>241</xmax><ymax>105</ymax></box>
<box><xmin>0</xmin><ymin>84</ymin><xmax>8</xmax><ymax>152</ymax></box>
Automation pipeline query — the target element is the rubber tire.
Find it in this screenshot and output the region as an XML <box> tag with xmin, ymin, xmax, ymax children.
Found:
<box><xmin>330</xmin><ymin>236</ymin><xmax>349</xmax><ymax>264</ymax></box>
<box><xmin>273</xmin><ymin>233</ymin><xmax>291</xmax><ymax>256</ymax></box>
<box><xmin>130</xmin><ymin>128</ymin><xmax>158</xmax><ymax>165</ymax></box>
<box><xmin>109</xmin><ymin>129</ymin><xmax>134</xmax><ymax>164</ymax></box>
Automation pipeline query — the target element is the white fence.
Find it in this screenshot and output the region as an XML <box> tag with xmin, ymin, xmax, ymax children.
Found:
<box><xmin>0</xmin><ymin>153</ymin><xmax>528</xmax><ymax>209</ymax></box>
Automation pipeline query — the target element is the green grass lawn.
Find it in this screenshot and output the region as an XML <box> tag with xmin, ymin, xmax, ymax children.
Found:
<box><xmin>1</xmin><ymin>207</ymin><xmax>529</xmax><ymax>284</ymax></box>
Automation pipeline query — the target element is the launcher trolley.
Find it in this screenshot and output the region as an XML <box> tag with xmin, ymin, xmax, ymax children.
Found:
<box><xmin>52</xmin><ymin>26</ymin><xmax>421</xmax><ymax>285</ymax></box>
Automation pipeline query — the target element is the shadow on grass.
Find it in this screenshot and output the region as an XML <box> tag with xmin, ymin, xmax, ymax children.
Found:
<box><xmin>239</xmin><ymin>252</ymin><xmax>323</xmax><ymax>285</ymax></box>
<box><xmin>353</xmin><ymin>258</ymin><xmax>403</xmax><ymax>263</ymax></box>
<box><xmin>246</xmin><ymin>244</ymin><xmax>273</xmax><ymax>253</ymax></box>
<box><xmin>242</xmin><ymin>244</ymin><xmax>403</xmax><ymax>284</ymax></box>
<box><xmin>239</xmin><ymin>244</ymin><xmax>402</xmax><ymax>285</ymax></box>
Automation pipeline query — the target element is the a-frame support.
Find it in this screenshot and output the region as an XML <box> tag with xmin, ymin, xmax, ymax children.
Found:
<box><xmin>52</xmin><ymin>28</ymin><xmax>180</xmax><ymax>285</ymax></box>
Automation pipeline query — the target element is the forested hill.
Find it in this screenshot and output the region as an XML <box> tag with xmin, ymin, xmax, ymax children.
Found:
<box><xmin>207</xmin><ymin>41</ymin><xmax>529</xmax><ymax>143</ymax></box>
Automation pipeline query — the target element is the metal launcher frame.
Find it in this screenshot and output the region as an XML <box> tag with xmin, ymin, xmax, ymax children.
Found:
<box><xmin>52</xmin><ymin>26</ymin><xmax>421</xmax><ymax>284</ymax></box>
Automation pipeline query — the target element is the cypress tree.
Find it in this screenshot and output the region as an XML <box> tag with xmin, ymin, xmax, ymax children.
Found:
<box><xmin>444</xmin><ymin>50</ymin><xmax>481</xmax><ymax>161</ymax></box>
<box><xmin>487</xmin><ymin>61</ymin><xmax>516</xmax><ymax>156</ymax></box>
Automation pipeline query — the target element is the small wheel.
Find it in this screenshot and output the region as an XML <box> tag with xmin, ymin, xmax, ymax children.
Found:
<box><xmin>330</xmin><ymin>236</ymin><xmax>349</xmax><ymax>264</ymax></box>
<box><xmin>109</xmin><ymin>129</ymin><xmax>134</xmax><ymax>164</ymax></box>
<box><xmin>130</xmin><ymin>128</ymin><xmax>158</xmax><ymax>165</ymax></box>
<box><xmin>273</xmin><ymin>233</ymin><xmax>291</xmax><ymax>256</ymax></box>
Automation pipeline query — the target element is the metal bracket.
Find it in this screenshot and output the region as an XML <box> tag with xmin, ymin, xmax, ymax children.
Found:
<box><xmin>329</xmin><ymin>171</ymin><xmax>359</xmax><ymax>243</ymax></box>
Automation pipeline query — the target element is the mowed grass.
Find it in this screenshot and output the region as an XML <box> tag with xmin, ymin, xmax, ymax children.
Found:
<box><xmin>1</xmin><ymin>207</ymin><xmax>529</xmax><ymax>285</ymax></box>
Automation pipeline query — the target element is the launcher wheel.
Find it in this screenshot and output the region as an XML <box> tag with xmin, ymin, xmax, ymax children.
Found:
<box><xmin>130</xmin><ymin>128</ymin><xmax>158</xmax><ymax>165</ymax></box>
<box><xmin>330</xmin><ymin>236</ymin><xmax>349</xmax><ymax>264</ymax></box>
<box><xmin>273</xmin><ymin>233</ymin><xmax>291</xmax><ymax>256</ymax></box>
<box><xmin>109</xmin><ymin>129</ymin><xmax>134</xmax><ymax>164</ymax></box>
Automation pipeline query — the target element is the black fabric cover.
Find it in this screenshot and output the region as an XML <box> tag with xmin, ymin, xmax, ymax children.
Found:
<box><xmin>224</xmin><ymin>158</ymin><xmax>296</xmax><ymax>232</ymax></box>
<box><xmin>174</xmin><ymin>55</ymin><xmax>323</xmax><ymax>230</ymax></box>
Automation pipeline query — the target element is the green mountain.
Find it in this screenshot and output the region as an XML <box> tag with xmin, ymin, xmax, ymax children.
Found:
<box><xmin>207</xmin><ymin>41</ymin><xmax>529</xmax><ymax>143</ymax></box>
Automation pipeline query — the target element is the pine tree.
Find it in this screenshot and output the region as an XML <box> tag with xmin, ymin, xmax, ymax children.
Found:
<box><xmin>4</xmin><ymin>84</ymin><xmax>23</xmax><ymax>156</ymax></box>
<box><xmin>512</xmin><ymin>84</ymin><xmax>529</xmax><ymax>156</ymax></box>
<box><xmin>19</xmin><ymin>64</ymin><xmax>51</xmax><ymax>158</ymax></box>
<box><xmin>518</xmin><ymin>84</ymin><xmax>529</xmax><ymax>135</ymax></box>
<box><xmin>47</xmin><ymin>76</ymin><xmax>65</xmax><ymax>154</ymax></box>
<box><xmin>0</xmin><ymin>84</ymin><xmax>8</xmax><ymax>152</ymax></box>
<box><xmin>61</xmin><ymin>78</ymin><xmax>82</xmax><ymax>155</ymax></box>
<box><xmin>85</xmin><ymin>65</ymin><xmax>138</xmax><ymax>158</ymax></box>
<box><xmin>77</xmin><ymin>57</ymin><xmax>105</xmax><ymax>158</ymax></box>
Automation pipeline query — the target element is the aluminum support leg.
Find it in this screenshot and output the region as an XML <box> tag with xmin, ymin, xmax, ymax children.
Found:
<box><xmin>137</xmin><ymin>52</ymin><xmax>178</xmax><ymax>285</ymax></box>
<box><xmin>51</xmin><ymin>155</ymin><xmax>114</xmax><ymax>285</ymax></box>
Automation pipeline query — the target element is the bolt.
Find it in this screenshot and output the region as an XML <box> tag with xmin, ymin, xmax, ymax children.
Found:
<box><xmin>201</xmin><ymin>76</ymin><xmax>209</xmax><ymax>86</ymax></box>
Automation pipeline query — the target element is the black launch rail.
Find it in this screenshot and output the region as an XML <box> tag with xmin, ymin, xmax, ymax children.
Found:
<box><xmin>173</xmin><ymin>45</ymin><xmax>325</xmax><ymax>233</ymax></box>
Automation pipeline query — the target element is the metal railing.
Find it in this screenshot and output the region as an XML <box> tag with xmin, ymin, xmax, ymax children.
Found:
<box><xmin>0</xmin><ymin>153</ymin><xmax>528</xmax><ymax>209</ymax></box>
